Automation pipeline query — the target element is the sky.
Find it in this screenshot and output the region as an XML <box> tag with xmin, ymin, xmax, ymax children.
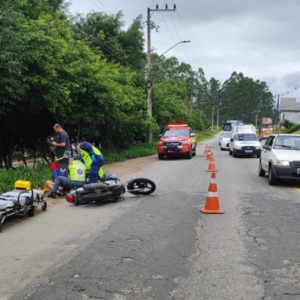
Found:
<box><xmin>69</xmin><ymin>0</ymin><xmax>300</xmax><ymax>103</ymax></box>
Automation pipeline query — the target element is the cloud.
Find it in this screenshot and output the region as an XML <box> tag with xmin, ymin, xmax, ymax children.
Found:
<box><xmin>280</xmin><ymin>72</ymin><xmax>300</xmax><ymax>88</ymax></box>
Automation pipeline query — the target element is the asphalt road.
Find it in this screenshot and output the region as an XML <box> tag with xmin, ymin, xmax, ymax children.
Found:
<box><xmin>1</xmin><ymin>135</ymin><xmax>300</xmax><ymax>300</ymax></box>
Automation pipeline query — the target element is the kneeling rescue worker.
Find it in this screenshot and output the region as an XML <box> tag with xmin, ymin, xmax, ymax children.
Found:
<box><xmin>75</xmin><ymin>142</ymin><xmax>104</xmax><ymax>184</ymax></box>
<box><xmin>48</xmin><ymin>155</ymin><xmax>87</xmax><ymax>198</ymax></box>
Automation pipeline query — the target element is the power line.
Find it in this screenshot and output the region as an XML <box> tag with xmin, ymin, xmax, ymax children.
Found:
<box><xmin>89</xmin><ymin>0</ymin><xmax>113</xmax><ymax>16</ymax></box>
<box><xmin>272</xmin><ymin>85</ymin><xmax>300</xmax><ymax>98</ymax></box>
<box><xmin>170</xmin><ymin>0</ymin><xmax>197</xmax><ymax>64</ymax></box>
<box><xmin>169</xmin><ymin>13</ymin><xmax>192</xmax><ymax>65</ymax></box>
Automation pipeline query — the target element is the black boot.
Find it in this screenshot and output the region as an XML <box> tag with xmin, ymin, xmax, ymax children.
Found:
<box><xmin>48</xmin><ymin>192</ymin><xmax>56</xmax><ymax>199</ymax></box>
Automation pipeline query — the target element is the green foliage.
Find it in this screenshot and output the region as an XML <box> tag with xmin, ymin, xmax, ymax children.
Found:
<box><xmin>0</xmin><ymin>163</ymin><xmax>52</xmax><ymax>194</ymax></box>
<box><xmin>72</xmin><ymin>11</ymin><xmax>146</xmax><ymax>71</ymax></box>
<box><xmin>284</xmin><ymin>121</ymin><xmax>298</xmax><ymax>132</ymax></box>
<box><xmin>0</xmin><ymin>3</ymin><xmax>149</xmax><ymax>166</ymax></box>
<box><xmin>219</xmin><ymin>72</ymin><xmax>275</xmax><ymax>126</ymax></box>
<box><xmin>102</xmin><ymin>141</ymin><xmax>158</xmax><ymax>164</ymax></box>
<box><xmin>195</xmin><ymin>130</ymin><xmax>217</xmax><ymax>143</ymax></box>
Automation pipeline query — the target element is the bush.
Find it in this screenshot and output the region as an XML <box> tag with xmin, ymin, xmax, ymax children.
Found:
<box><xmin>0</xmin><ymin>163</ymin><xmax>52</xmax><ymax>194</ymax></box>
<box><xmin>281</xmin><ymin>119</ymin><xmax>294</xmax><ymax>129</ymax></box>
<box><xmin>285</xmin><ymin>123</ymin><xmax>300</xmax><ymax>133</ymax></box>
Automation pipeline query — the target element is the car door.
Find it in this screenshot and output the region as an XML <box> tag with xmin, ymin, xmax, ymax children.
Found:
<box><xmin>189</xmin><ymin>128</ymin><xmax>196</xmax><ymax>150</ymax></box>
<box><xmin>219</xmin><ymin>132</ymin><xmax>223</xmax><ymax>145</ymax></box>
<box><xmin>261</xmin><ymin>136</ymin><xmax>275</xmax><ymax>170</ymax></box>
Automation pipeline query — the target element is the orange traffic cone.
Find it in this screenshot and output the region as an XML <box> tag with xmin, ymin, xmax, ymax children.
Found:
<box><xmin>200</xmin><ymin>173</ymin><xmax>224</xmax><ymax>214</ymax></box>
<box><xmin>204</xmin><ymin>144</ymin><xmax>209</xmax><ymax>154</ymax></box>
<box><xmin>206</xmin><ymin>155</ymin><xmax>218</xmax><ymax>172</ymax></box>
<box><xmin>206</xmin><ymin>149</ymin><xmax>212</xmax><ymax>160</ymax></box>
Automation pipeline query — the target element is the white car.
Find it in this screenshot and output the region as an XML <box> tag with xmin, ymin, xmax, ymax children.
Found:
<box><xmin>220</xmin><ymin>131</ymin><xmax>231</xmax><ymax>150</ymax></box>
<box><xmin>219</xmin><ymin>131</ymin><xmax>224</xmax><ymax>145</ymax></box>
<box><xmin>229</xmin><ymin>132</ymin><xmax>261</xmax><ymax>157</ymax></box>
<box><xmin>259</xmin><ymin>134</ymin><xmax>300</xmax><ymax>185</ymax></box>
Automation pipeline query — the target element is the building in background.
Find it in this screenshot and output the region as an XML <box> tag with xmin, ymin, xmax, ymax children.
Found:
<box><xmin>279</xmin><ymin>97</ymin><xmax>300</xmax><ymax>124</ymax></box>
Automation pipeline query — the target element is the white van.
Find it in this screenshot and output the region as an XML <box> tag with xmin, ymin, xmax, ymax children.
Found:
<box><xmin>228</xmin><ymin>124</ymin><xmax>261</xmax><ymax>158</ymax></box>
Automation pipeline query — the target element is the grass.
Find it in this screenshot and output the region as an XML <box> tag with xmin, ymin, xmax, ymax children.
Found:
<box><xmin>102</xmin><ymin>142</ymin><xmax>158</xmax><ymax>164</ymax></box>
<box><xmin>195</xmin><ymin>129</ymin><xmax>220</xmax><ymax>143</ymax></box>
<box><xmin>0</xmin><ymin>163</ymin><xmax>52</xmax><ymax>194</ymax></box>
<box><xmin>0</xmin><ymin>129</ymin><xmax>218</xmax><ymax>194</ymax></box>
<box><xmin>103</xmin><ymin>129</ymin><xmax>218</xmax><ymax>164</ymax></box>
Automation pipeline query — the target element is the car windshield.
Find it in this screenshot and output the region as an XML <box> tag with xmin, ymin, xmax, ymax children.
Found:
<box><xmin>235</xmin><ymin>134</ymin><xmax>257</xmax><ymax>141</ymax></box>
<box><xmin>163</xmin><ymin>129</ymin><xmax>188</xmax><ymax>137</ymax></box>
<box><xmin>274</xmin><ymin>136</ymin><xmax>300</xmax><ymax>150</ymax></box>
<box><xmin>222</xmin><ymin>132</ymin><xmax>231</xmax><ymax>138</ymax></box>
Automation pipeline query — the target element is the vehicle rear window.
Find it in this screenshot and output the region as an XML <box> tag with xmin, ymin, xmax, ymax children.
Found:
<box><xmin>163</xmin><ymin>129</ymin><xmax>188</xmax><ymax>137</ymax></box>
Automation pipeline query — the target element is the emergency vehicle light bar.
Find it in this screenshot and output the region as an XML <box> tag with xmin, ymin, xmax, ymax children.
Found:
<box><xmin>168</xmin><ymin>124</ymin><xmax>188</xmax><ymax>128</ymax></box>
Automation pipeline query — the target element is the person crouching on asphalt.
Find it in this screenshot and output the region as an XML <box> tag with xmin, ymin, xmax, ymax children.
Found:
<box><xmin>48</xmin><ymin>155</ymin><xmax>87</xmax><ymax>199</ymax></box>
<box><xmin>75</xmin><ymin>142</ymin><xmax>104</xmax><ymax>184</ymax></box>
<box><xmin>45</xmin><ymin>150</ymin><xmax>70</xmax><ymax>196</ymax></box>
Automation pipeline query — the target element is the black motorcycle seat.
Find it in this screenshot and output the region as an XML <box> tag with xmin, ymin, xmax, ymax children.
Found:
<box><xmin>83</xmin><ymin>182</ymin><xmax>110</xmax><ymax>190</ymax></box>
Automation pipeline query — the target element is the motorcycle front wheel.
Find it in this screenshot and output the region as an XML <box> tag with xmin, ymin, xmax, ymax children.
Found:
<box><xmin>127</xmin><ymin>178</ymin><xmax>156</xmax><ymax>195</ymax></box>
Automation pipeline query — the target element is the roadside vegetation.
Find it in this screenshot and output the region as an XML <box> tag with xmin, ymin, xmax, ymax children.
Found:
<box><xmin>0</xmin><ymin>163</ymin><xmax>51</xmax><ymax>194</ymax></box>
<box><xmin>1</xmin><ymin>0</ymin><xmax>275</xmax><ymax>169</ymax></box>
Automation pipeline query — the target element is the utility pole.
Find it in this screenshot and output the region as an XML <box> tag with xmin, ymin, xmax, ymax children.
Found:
<box><xmin>255</xmin><ymin>113</ymin><xmax>258</xmax><ymax>128</ymax></box>
<box><xmin>217</xmin><ymin>108</ymin><xmax>219</xmax><ymax>131</ymax></box>
<box><xmin>190</xmin><ymin>80</ymin><xmax>194</xmax><ymax>116</ymax></box>
<box><xmin>275</xmin><ymin>94</ymin><xmax>280</xmax><ymax>133</ymax></box>
<box><xmin>146</xmin><ymin>4</ymin><xmax>176</xmax><ymax>143</ymax></box>
<box><xmin>217</xmin><ymin>108</ymin><xmax>222</xmax><ymax>131</ymax></box>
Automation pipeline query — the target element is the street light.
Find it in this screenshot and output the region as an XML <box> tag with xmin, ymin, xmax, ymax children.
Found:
<box><xmin>146</xmin><ymin>40</ymin><xmax>191</xmax><ymax>143</ymax></box>
<box><xmin>156</xmin><ymin>40</ymin><xmax>191</xmax><ymax>59</ymax></box>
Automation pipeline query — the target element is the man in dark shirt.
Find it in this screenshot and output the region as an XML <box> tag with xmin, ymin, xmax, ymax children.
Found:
<box><xmin>52</xmin><ymin>124</ymin><xmax>70</xmax><ymax>158</ymax></box>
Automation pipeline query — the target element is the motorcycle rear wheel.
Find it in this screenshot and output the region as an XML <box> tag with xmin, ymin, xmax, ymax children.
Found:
<box><xmin>127</xmin><ymin>178</ymin><xmax>156</xmax><ymax>195</ymax></box>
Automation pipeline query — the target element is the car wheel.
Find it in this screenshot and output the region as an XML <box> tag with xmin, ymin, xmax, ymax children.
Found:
<box><xmin>233</xmin><ymin>150</ymin><xmax>237</xmax><ymax>157</ymax></box>
<box><xmin>158</xmin><ymin>153</ymin><xmax>164</xmax><ymax>160</ymax></box>
<box><xmin>229</xmin><ymin>149</ymin><xmax>232</xmax><ymax>155</ymax></box>
<box><xmin>268</xmin><ymin>165</ymin><xmax>277</xmax><ymax>185</ymax></box>
<box><xmin>186</xmin><ymin>148</ymin><xmax>192</xmax><ymax>159</ymax></box>
<box><xmin>258</xmin><ymin>160</ymin><xmax>265</xmax><ymax>177</ymax></box>
<box><xmin>192</xmin><ymin>145</ymin><xmax>196</xmax><ymax>156</ymax></box>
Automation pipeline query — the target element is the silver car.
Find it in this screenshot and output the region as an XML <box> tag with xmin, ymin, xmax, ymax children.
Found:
<box><xmin>220</xmin><ymin>131</ymin><xmax>231</xmax><ymax>150</ymax></box>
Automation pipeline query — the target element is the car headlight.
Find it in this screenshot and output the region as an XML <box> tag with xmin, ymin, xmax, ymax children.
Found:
<box><xmin>235</xmin><ymin>146</ymin><xmax>241</xmax><ymax>149</ymax></box>
<box><xmin>159</xmin><ymin>141</ymin><xmax>164</xmax><ymax>144</ymax></box>
<box><xmin>255</xmin><ymin>146</ymin><xmax>261</xmax><ymax>149</ymax></box>
<box><xmin>277</xmin><ymin>160</ymin><xmax>290</xmax><ymax>167</ymax></box>
<box><xmin>181</xmin><ymin>140</ymin><xmax>188</xmax><ymax>144</ymax></box>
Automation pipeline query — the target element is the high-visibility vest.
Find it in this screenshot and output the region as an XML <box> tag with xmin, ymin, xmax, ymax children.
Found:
<box><xmin>68</xmin><ymin>160</ymin><xmax>86</xmax><ymax>182</ymax></box>
<box><xmin>79</xmin><ymin>144</ymin><xmax>104</xmax><ymax>179</ymax></box>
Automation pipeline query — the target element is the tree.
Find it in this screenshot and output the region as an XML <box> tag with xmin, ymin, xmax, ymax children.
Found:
<box><xmin>72</xmin><ymin>11</ymin><xmax>146</xmax><ymax>71</ymax></box>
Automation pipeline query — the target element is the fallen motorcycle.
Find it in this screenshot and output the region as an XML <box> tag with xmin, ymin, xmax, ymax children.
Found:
<box><xmin>65</xmin><ymin>173</ymin><xmax>156</xmax><ymax>205</ymax></box>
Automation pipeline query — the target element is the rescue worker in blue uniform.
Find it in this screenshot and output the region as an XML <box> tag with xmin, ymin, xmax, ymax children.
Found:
<box><xmin>75</xmin><ymin>142</ymin><xmax>104</xmax><ymax>184</ymax></box>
